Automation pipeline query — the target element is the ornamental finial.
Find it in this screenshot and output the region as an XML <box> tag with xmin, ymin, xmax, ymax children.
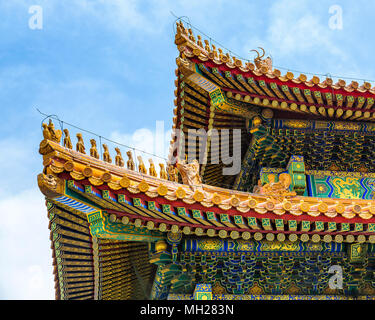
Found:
<box><xmin>259</xmin><ymin>173</ymin><xmax>296</xmax><ymax>201</ymax></box>
<box><xmin>148</xmin><ymin>159</ymin><xmax>157</xmax><ymax>177</ymax></box>
<box><xmin>204</xmin><ymin>39</ymin><xmax>210</xmax><ymax>52</ymax></box>
<box><xmin>90</xmin><ymin>139</ymin><xmax>99</xmax><ymax>159</ymax></box>
<box><xmin>159</xmin><ymin>163</ymin><xmax>168</xmax><ymax>179</ymax></box>
<box><xmin>211</xmin><ymin>44</ymin><xmax>217</xmax><ymax>58</ymax></box>
<box><xmin>137</xmin><ymin>155</ymin><xmax>147</xmax><ymax>174</ymax></box>
<box><xmin>76</xmin><ymin>133</ymin><xmax>85</xmax><ymax>154</ymax></box>
<box><xmin>42</xmin><ymin>123</ymin><xmax>51</xmax><ymax>140</ymax></box>
<box><xmin>251</xmin><ymin>47</ymin><xmax>272</xmax><ymax>73</ymax></box>
<box><xmin>176</xmin><ymin>158</ymin><xmax>202</xmax><ymax>190</ymax></box>
<box><xmin>197</xmin><ymin>35</ymin><xmax>203</xmax><ymax>48</ymax></box>
<box><xmin>179</xmin><ymin>21</ymin><xmax>187</xmax><ymax>35</ymax></box>
<box><xmin>167</xmin><ymin>164</ymin><xmax>178</xmax><ymax>182</ymax></box>
<box><xmin>188</xmin><ymin>28</ymin><xmax>195</xmax><ymax>42</ymax></box>
<box><xmin>43</xmin><ymin>120</ymin><xmax>62</xmax><ymax>144</ymax></box>
<box><xmin>63</xmin><ymin>129</ymin><xmax>72</xmax><ymax>149</ymax></box>
<box><xmin>102</xmin><ymin>144</ymin><xmax>112</xmax><ymax>163</ymax></box>
<box><xmin>126</xmin><ymin>151</ymin><xmax>135</xmax><ymax>170</ymax></box>
<box><xmin>115</xmin><ymin>147</ymin><xmax>124</xmax><ymax>167</ymax></box>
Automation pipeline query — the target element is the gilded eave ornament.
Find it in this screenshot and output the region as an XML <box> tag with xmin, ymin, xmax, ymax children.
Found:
<box><xmin>259</xmin><ymin>173</ymin><xmax>297</xmax><ymax>201</ymax></box>
<box><xmin>115</xmin><ymin>147</ymin><xmax>124</xmax><ymax>167</ymax></box>
<box><xmin>176</xmin><ymin>158</ymin><xmax>202</xmax><ymax>191</ymax></box>
<box><xmin>102</xmin><ymin>144</ymin><xmax>112</xmax><ymax>163</ymax></box>
<box><xmin>43</xmin><ymin>119</ymin><xmax>62</xmax><ymax>144</ymax></box>
<box><xmin>159</xmin><ymin>163</ymin><xmax>168</xmax><ymax>180</ymax></box>
<box><xmin>76</xmin><ymin>133</ymin><xmax>85</xmax><ymax>153</ymax></box>
<box><xmin>251</xmin><ymin>47</ymin><xmax>273</xmax><ymax>73</ymax></box>
<box><xmin>63</xmin><ymin>129</ymin><xmax>72</xmax><ymax>149</ymax></box>
<box><xmin>37</xmin><ymin>173</ymin><xmax>64</xmax><ymax>199</ymax></box>
<box><xmin>137</xmin><ymin>155</ymin><xmax>147</xmax><ymax>174</ymax></box>
<box><xmin>90</xmin><ymin>139</ymin><xmax>99</xmax><ymax>159</ymax></box>
<box><xmin>126</xmin><ymin>150</ymin><xmax>135</xmax><ymax>170</ymax></box>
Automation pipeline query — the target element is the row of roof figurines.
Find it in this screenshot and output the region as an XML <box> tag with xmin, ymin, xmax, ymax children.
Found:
<box><xmin>175</xmin><ymin>20</ymin><xmax>273</xmax><ymax>75</ymax></box>
<box><xmin>42</xmin><ymin>120</ymin><xmax>296</xmax><ymax>199</ymax></box>
<box><xmin>42</xmin><ymin>120</ymin><xmax>180</xmax><ymax>181</ymax></box>
<box><xmin>42</xmin><ymin>120</ymin><xmax>206</xmax><ymax>189</ymax></box>
<box><xmin>175</xmin><ymin>20</ymin><xmax>374</xmax><ymax>92</ymax></box>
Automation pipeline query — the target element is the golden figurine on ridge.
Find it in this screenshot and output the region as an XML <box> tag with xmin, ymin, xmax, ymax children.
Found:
<box><xmin>90</xmin><ymin>139</ymin><xmax>99</xmax><ymax>159</ymax></box>
<box><xmin>47</xmin><ymin>120</ymin><xmax>62</xmax><ymax>143</ymax></box>
<box><xmin>176</xmin><ymin>158</ymin><xmax>202</xmax><ymax>191</ymax></box>
<box><xmin>159</xmin><ymin>163</ymin><xmax>168</xmax><ymax>180</ymax></box>
<box><xmin>137</xmin><ymin>156</ymin><xmax>147</xmax><ymax>174</ymax></box>
<box><xmin>251</xmin><ymin>47</ymin><xmax>273</xmax><ymax>73</ymax></box>
<box><xmin>260</xmin><ymin>173</ymin><xmax>296</xmax><ymax>201</ymax></box>
<box><xmin>42</xmin><ymin>120</ymin><xmax>62</xmax><ymax>144</ymax></box>
<box><xmin>167</xmin><ymin>164</ymin><xmax>179</xmax><ymax>182</ymax></box>
<box><xmin>115</xmin><ymin>147</ymin><xmax>124</xmax><ymax>167</ymax></box>
<box><xmin>126</xmin><ymin>151</ymin><xmax>135</xmax><ymax>170</ymax></box>
<box><xmin>102</xmin><ymin>144</ymin><xmax>112</xmax><ymax>163</ymax></box>
<box><xmin>76</xmin><ymin>133</ymin><xmax>85</xmax><ymax>154</ymax></box>
<box><xmin>63</xmin><ymin>129</ymin><xmax>72</xmax><ymax>149</ymax></box>
<box><xmin>148</xmin><ymin>159</ymin><xmax>157</xmax><ymax>177</ymax></box>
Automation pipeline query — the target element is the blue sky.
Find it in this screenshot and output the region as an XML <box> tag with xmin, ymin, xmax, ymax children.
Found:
<box><xmin>0</xmin><ymin>0</ymin><xmax>374</xmax><ymax>299</ymax></box>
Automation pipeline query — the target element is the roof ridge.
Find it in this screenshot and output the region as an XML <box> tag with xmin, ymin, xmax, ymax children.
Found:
<box><xmin>175</xmin><ymin>20</ymin><xmax>375</xmax><ymax>95</ymax></box>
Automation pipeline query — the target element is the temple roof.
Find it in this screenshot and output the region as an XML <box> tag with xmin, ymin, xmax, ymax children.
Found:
<box><xmin>37</xmin><ymin>24</ymin><xmax>375</xmax><ymax>299</ymax></box>
<box><xmin>39</xmin><ymin>137</ymin><xmax>375</xmax><ymax>244</ymax></box>
<box><xmin>170</xmin><ymin>21</ymin><xmax>375</xmax><ymax>190</ymax></box>
<box><xmin>38</xmin><ymin>132</ymin><xmax>375</xmax><ymax>299</ymax></box>
<box><xmin>174</xmin><ymin>21</ymin><xmax>375</xmax><ymax>120</ymax></box>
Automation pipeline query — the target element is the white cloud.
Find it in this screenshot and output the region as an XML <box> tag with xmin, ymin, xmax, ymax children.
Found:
<box><xmin>242</xmin><ymin>0</ymin><xmax>348</xmax><ymax>76</ymax></box>
<box><xmin>268</xmin><ymin>13</ymin><xmax>344</xmax><ymax>57</ymax></box>
<box><xmin>0</xmin><ymin>188</ymin><xmax>54</xmax><ymax>299</ymax></box>
<box><xmin>1</xmin><ymin>0</ymin><xmax>375</xmax><ymax>301</ymax></box>
<box><xmin>110</xmin><ymin>121</ymin><xmax>172</xmax><ymax>170</ymax></box>
<box><xmin>0</xmin><ymin>138</ymin><xmax>40</xmax><ymax>197</ymax></box>
<box><xmin>94</xmin><ymin>0</ymin><xmax>170</xmax><ymax>34</ymax></box>
<box><xmin>0</xmin><ymin>121</ymin><xmax>172</xmax><ymax>299</ymax></box>
<box><xmin>0</xmin><ymin>0</ymin><xmax>169</xmax><ymax>36</ymax></box>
